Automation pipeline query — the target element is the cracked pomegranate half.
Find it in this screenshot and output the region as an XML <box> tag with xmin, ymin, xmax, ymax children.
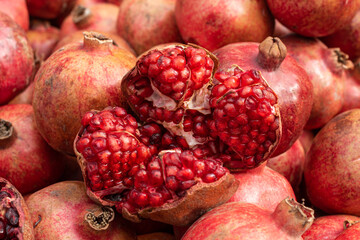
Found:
<box><xmin>74</xmin><ymin>107</ymin><xmax>238</xmax><ymax>226</ymax></box>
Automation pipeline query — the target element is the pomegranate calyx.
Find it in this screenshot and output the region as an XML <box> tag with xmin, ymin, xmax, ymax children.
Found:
<box><xmin>257</xmin><ymin>37</ymin><xmax>287</xmax><ymax>71</ymax></box>
<box><xmin>72</xmin><ymin>5</ymin><xmax>92</xmax><ymax>27</ymax></box>
<box><xmin>344</xmin><ymin>220</ymin><xmax>360</xmax><ymax>230</ymax></box>
<box><xmin>0</xmin><ymin>119</ymin><xmax>13</xmax><ymax>140</ymax></box>
<box><xmin>83</xmin><ymin>31</ymin><xmax>114</xmax><ymax>50</ymax></box>
<box><xmin>329</xmin><ymin>48</ymin><xmax>354</xmax><ymax>72</ymax></box>
<box><xmin>85</xmin><ymin>206</ymin><xmax>115</xmax><ymax>230</ymax></box>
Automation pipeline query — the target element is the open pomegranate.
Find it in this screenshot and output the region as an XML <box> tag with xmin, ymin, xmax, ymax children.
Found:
<box><xmin>0</xmin><ymin>177</ymin><xmax>35</xmax><ymax>240</ymax></box>
<box><xmin>74</xmin><ymin>106</ymin><xmax>238</xmax><ymax>226</ymax></box>
<box><xmin>182</xmin><ymin>198</ymin><xmax>314</xmax><ymax>240</ymax></box>
<box><xmin>304</xmin><ymin>109</ymin><xmax>360</xmax><ymax>216</ymax></box>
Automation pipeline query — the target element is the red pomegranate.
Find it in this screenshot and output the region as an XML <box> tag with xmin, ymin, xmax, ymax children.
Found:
<box><xmin>74</xmin><ymin>107</ymin><xmax>238</xmax><ymax>226</ymax></box>
<box><xmin>299</xmin><ymin>130</ymin><xmax>315</xmax><ymax>154</ymax></box>
<box><xmin>27</xmin><ymin>21</ymin><xmax>60</xmax><ymax>61</ymax></box>
<box><xmin>0</xmin><ymin>12</ymin><xmax>34</xmax><ymax>105</ymax></box>
<box><xmin>281</xmin><ymin>35</ymin><xmax>351</xmax><ymax>129</ymax></box>
<box><xmin>227</xmin><ymin>163</ymin><xmax>295</xmax><ymax>211</ymax></box>
<box><xmin>9</xmin><ymin>82</ymin><xmax>35</xmax><ymax>105</ymax></box>
<box><xmin>175</xmin><ymin>0</ymin><xmax>274</xmax><ymax>51</ymax></box>
<box><xmin>0</xmin><ymin>104</ymin><xmax>65</xmax><ymax>194</ymax></box>
<box><xmin>304</xmin><ymin>109</ymin><xmax>360</xmax><ymax>215</ymax></box>
<box><xmin>117</xmin><ymin>0</ymin><xmax>182</xmax><ymax>55</ymax></box>
<box><xmin>267</xmin><ymin>140</ymin><xmax>305</xmax><ymax>192</ymax></box>
<box><xmin>182</xmin><ymin>198</ymin><xmax>314</xmax><ymax>240</ymax></box>
<box><xmin>26</xmin><ymin>181</ymin><xmax>136</xmax><ymax>239</ymax></box>
<box><xmin>54</xmin><ymin>30</ymin><xmax>134</xmax><ymax>55</ymax></box>
<box><xmin>213</xmin><ymin>37</ymin><xmax>313</xmax><ymax>157</ymax></box>
<box><xmin>302</xmin><ymin>214</ymin><xmax>360</xmax><ymax>240</ymax></box>
<box><xmin>340</xmin><ymin>59</ymin><xmax>360</xmax><ymax>113</ymax></box>
<box><xmin>274</xmin><ymin>20</ymin><xmax>292</xmax><ymax>37</ymax></box>
<box><xmin>0</xmin><ymin>177</ymin><xmax>35</xmax><ymax>240</ymax></box>
<box><xmin>60</xmin><ymin>3</ymin><xmax>119</xmax><ymax>38</ymax></box>
<box><xmin>266</xmin><ymin>0</ymin><xmax>360</xmax><ymax>37</ymax></box>
<box><xmin>321</xmin><ymin>10</ymin><xmax>360</xmax><ymax>61</ymax></box>
<box><xmin>0</xmin><ymin>0</ymin><xmax>29</xmax><ymax>30</ymax></box>
<box><xmin>336</xmin><ymin>222</ymin><xmax>360</xmax><ymax>240</ymax></box>
<box><xmin>26</xmin><ymin>0</ymin><xmax>76</xmax><ymax>19</ymax></box>
<box><xmin>33</xmin><ymin>32</ymin><xmax>136</xmax><ymax>155</ymax></box>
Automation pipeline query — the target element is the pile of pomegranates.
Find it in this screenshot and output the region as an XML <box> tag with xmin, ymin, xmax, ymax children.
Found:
<box><xmin>1</xmin><ymin>0</ymin><xmax>360</xmax><ymax>239</ymax></box>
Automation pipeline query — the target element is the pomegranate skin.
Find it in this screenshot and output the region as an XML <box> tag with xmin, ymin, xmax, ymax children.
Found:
<box><xmin>0</xmin><ymin>12</ymin><xmax>34</xmax><ymax>105</ymax></box>
<box><xmin>267</xmin><ymin>140</ymin><xmax>305</xmax><ymax>191</ymax></box>
<box><xmin>182</xmin><ymin>198</ymin><xmax>314</xmax><ymax>240</ymax></box>
<box><xmin>281</xmin><ymin>35</ymin><xmax>348</xmax><ymax>129</ymax></box>
<box><xmin>26</xmin><ymin>181</ymin><xmax>136</xmax><ymax>240</ymax></box>
<box><xmin>9</xmin><ymin>82</ymin><xmax>35</xmax><ymax>105</ymax></box>
<box><xmin>302</xmin><ymin>215</ymin><xmax>360</xmax><ymax>240</ymax></box>
<box><xmin>0</xmin><ymin>104</ymin><xmax>65</xmax><ymax>194</ymax></box>
<box><xmin>214</xmin><ymin>40</ymin><xmax>313</xmax><ymax>156</ymax></box>
<box><xmin>340</xmin><ymin>61</ymin><xmax>360</xmax><ymax>113</ymax></box>
<box><xmin>26</xmin><ymin>0</ymin><xmax>76</xmax><ymax>19</ymax></box>
<box><xmin>60</xmin><ymin>3</ymin><xmax>119</xmax><ymax>38</ymax></box>
<box><xmin>304</xmin><ymin>109</ymin><xmax>360</xmax><ymax>215</ymax></box>
<box><xmin>227</xmin><ymin>163</ymin><xmax>295</xmax><ymax>211</ymax></box>
<box><xmin>117</xmin><ymin>0</ymin><xmax>182</xmax><ymax>55</ymax></box>
<box><xmin>175</xmin><ymin>0</ymin><xmax>274</xmax><ymax>52</ymax></box>
<box><xmin>33</xmin><ymin>32</ymin><xmax>136</xmax><ymax>155</ymax></box>
<box><xmin>0</xmin><ymin>0</ymin><xmax>29</xmax><ymax>30</ymax></box>
<box><xmin>336</xmin><ymin>222</ymin><xmax>360</xmax><ymax>240</ymax></box>
<box><xmin>266</xmin><ymin>0</ymin><xmax>360</xmax><ymax>37</ymax></box>
<box><xmin>299</xmin><ymin>130</ymin><xmax>315</xmax><ymax>154</ymax></box>
<box><xmin>321</xmin><ymin>10</ymin><xmax>360</xmax><ymax>61</ymax></box>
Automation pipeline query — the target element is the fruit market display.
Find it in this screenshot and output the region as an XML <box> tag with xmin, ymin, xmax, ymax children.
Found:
<box><xmin>0</xmin><ymin>0</ymin><xmax>360</xmax><ymax>239</ymax></box>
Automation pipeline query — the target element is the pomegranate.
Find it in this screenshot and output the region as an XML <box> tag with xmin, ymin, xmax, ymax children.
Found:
<box><xmin>302</xmin><ymin>214</ymin><xmax>360</xmax><ymax>240</ymax></box>
<box><xmin>137</xmin><ymin>232</ymin><xmax>174</xmax><ymax>240</ymax></box>
<box><xmin>175</xmin><ymin>0</ymin><xmax>274</xmax><ymax>51</ymax></box>
<box><xmin>227</xmin><ymin>163</ymin><xmax>295</xmax><ymax>211</ymax></box>
<box><xmin>182</xmin><ymin>198</ymin><xmax>314</xmax><ymax>240</ymax></box>
<box><xmin>281</xmin><ymin>35</ymin><xmax>351</xmax><ymax>129</ymax></box>
<box><xmin>0</xmin><ymin>177</ymin><xmax>35</xmax><ymax>240</ymax></box>
<box><xmin>321</xmin><ymin>10</ymin><xmax>360</xmax><ymax>61</ymax></box>
<box><xmin>340</xmin><ymin>59</ymin><xmax>360</xmax><ymax>113</ymax></box>
<box><xmin>336</xmin><ymin>222</ymin><xmax>360</xmax><ymax>239</ymax></box>
<box><xmin>214</xmin><ymin>37</ymin><xmax>313</xmax><ymax>157</ymax></box>
<box><xmin>27</xmin><ymin>21</ymin><xmax>60</xmax><ymax>61</ymax></box>
<box><xmin>266</xmin><ymin>0</ymin><xmax>360</xmax><ymax>37</ymax></box>
<box><xmin>267</xmin><ymin>140</ymin><xmax>305</xmax><ymax>192</ymax></box>
<box><xmin>26</xmin><ymin>0</ymin><xmax>76</xmax><ymax>19</ymax></box>
<box><xmin>54</xmin><ymin>30</ymin><xmax>134</xmax><ymax>55</ymax></box>
<box><xmin>9</xmin><ymin>82</ymin><xmax>35</xmax><ymax>105</ymax></box>
<box><xmin>304</xmin><ymin>109</ymin><xmax>360</xmax><ymax>215</ymax></box>
<box><xmin>77</xmin><ymin>0</ymin><xmax>106</xmax><ymax>6</ymax></box>
<box><xmin>26</xmin><ymin>181</ymin><xmax>136</xmax><ymax>239</ymax></box>
<box><xmin>0</xmin><ymin>0</ymin><xmax>29</xmax><ymax>30</ymax></box>
<box><xmin>60</xmin><ymin>3</ymin><xmax>119</xmax><ymax>38</ymax></box>
<box><xmin>74</xmin><ymin>106</ymin><xmax>238</xmax><ymax>226</ymax></box>
<box><xmin>117</xmin><ymin>0</ymin><xmax>182</xmax><ymax>55</ymax></box>
<box><xmin>299</xmin><ymin>130</ymin><xmax>315</xmax><ymax>154</ymax></box>
<box><xmin>274</xmin><ymin>20</ymin><xmax>292</xmax><ymax>37</ymax></box>
<box><xmin>0</xmin><ymin>12</ymin><xmax>34</xmax><ymax>105</ymax></box>
<box><xmin>32</xmin><ymin>32</ymin><xmax>136</xmax><ymax>155</ymax></box>
<box><xmin>0</xmin><ymin>104</ymin><xmax>64</xmax><ymax>194</ymax></box>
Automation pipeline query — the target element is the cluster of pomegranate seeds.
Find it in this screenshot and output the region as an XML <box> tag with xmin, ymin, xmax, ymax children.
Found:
<box><xmin>137</xmin><ymin>46</ymin><xmax>214</xmax><ymax>101</ymax></box>
<box><xmin>0</xmin><ymin>183</ymin><xmax>20</xmax><ymax>239</ymax></box>
<box><xmin>210</xmin><ymin>67</ymin><xmax>281</xmax><ymax>169</ymax></box>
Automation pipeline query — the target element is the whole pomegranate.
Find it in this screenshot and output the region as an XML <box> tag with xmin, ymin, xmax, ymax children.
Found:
<box><xmin>54</xmin><ymin>30</ymin><xmax>134</xmax><ymax>55</ymax></box>
<box><xmin>182</xmin><ymin>198</ymin><xmax>314</xmax><ymax>240</ymax></box>
<box><xmin>304</xmin><ymin>109</ymin><xmax>360</xmax><ymax>215</ymax></box>
<box><xmin>281</xmin><ymin>35</ymin><xmax>351</xmax><ymax>129</ymax></box>
<box><xmin>33</xmin><ymin>32</ymin><xmax>136</xmax><ymax>155</ymax></box>
<box><xmin>214</xmin><ymin>37</ymin><xmax>313</xmax><ymax>157</ymax></box>
<box><xmin>60</xmin><ymin>3</ymin><xmax>119</xmax><ymax>38</ymax></box>
<box><xmin>74</xmin><ymin>107</ymin><xmax>238</xmax><ymax>226</ymax></box>
<box><xmin>0</xmin><ymin>177</ymin><xmax>35</xmax><ymax>240</ymax></box>
<box><xmin>302</xmin><ymin>214</ymin><xmax>360</xmax><ymax>240</ymax></box>
<box><xmin>336</xmin><ymin>222</ymin><xmax>360</xmax><ymax>239</ymax></box>
<box><xmin>26</xmin><ymin>0</ymin><xmax>76</xmax><ymax>19</ymax></box>
<box><xmin>299</xmin><ymin>130</ymin><xmax>315</xmax><ymax>154</ymax></box>
<box><xmin>175</xmin><ymin>0</ymin><xmax>274</xmax><ymax>51</ymax></box>
<box><xmin>26</xmin><ymin>181</ymin><xmax>136</xmax><ymax>239</ymax></box>
<box><xmin>0</xmin><ymin>0</ymin><xmax>29</xmax><ymax>30</ymax></box>
<box><xmin>117</xmin><ymin>0</ymin><xmax>182</xmax><ymax>55</ymax></box>
<box><xmin>27</xmin><ymin>21</ymin><xmax>60</xmax><ymax>61</ymax></box>
<box><xmin>321</xmin><ymin>10</ymin><xmax>360</xmax><ymax>61</ymax></box>
<box><xmin>266</xmin><ymin>0</ymin><xmax>360</xmax><ymax>37</ymax></box>
<box><xmin>267</xmin><ymin>140</ymin><xmax>305</xmax><ymax>192</ymax></box>
<box><xmin>0</xmin><ymin>12</ymin><xmax>34</xmax><ymax>105</ymax></box>
<box><xmin>340</xmin><ymin>59</ymin><xmax>360</xmax><ymax>113</ymax></box>
<box><xmin>0</xmin><ymin>104</ymin><xmax>64</xmax><ymax>194</ymax></box>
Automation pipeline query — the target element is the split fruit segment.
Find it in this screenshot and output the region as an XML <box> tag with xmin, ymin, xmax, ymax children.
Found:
<box><xmin>74</xmin><ymin>107</ymin><xmax>238</xmax><ymax>226</ymax></box>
